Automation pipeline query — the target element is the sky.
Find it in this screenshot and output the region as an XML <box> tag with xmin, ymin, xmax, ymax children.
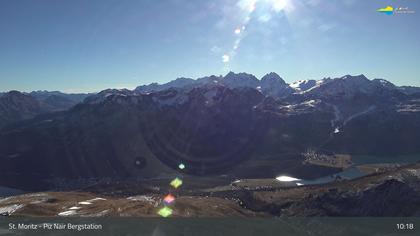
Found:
<box><xmin>0</xmin><ymin>0</ymin><xmax>419</xmax><ymax>93</ymax></box>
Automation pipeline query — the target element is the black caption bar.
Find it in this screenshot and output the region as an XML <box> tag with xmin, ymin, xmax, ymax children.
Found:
<box><xmin>0</xmin><ymin>217</ymin><xmax>418</xmax><ymax>236</ymax></box>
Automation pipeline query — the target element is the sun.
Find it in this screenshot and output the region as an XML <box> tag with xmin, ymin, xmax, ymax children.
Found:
<box><xmin>270</xmin><ymin>0</ymin><xmax>288</xmax><ymax>12</ymax></box>
<box><xmin>222</xmin><ymin>0</ymin><xmax>294</xmax><ymax>65</ymax></box>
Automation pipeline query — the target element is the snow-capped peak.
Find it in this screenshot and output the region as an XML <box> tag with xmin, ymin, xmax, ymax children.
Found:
<box><xmin>290</xmin><ymin>80</ymin><xmax>317</xmax><ymax>92</ymax></box>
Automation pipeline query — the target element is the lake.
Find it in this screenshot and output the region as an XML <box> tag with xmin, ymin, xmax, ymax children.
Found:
<box><xmin>295</xmin><ymin>154</ymin><xmax>420</xmax><ymax>186</ymax></box>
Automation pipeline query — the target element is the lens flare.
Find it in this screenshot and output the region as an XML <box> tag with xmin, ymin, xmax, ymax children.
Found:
<box><xmin>158</xmin><ymin>206</ymin><xmax>173</xmax><ymax>217</ymax></box>
<box><xmin>178</xmin><ymin>163</ymin><xmax>185</xmax><ymax>170</ymax></box>
<box><xmin>170</xmin><ymin>178</ymin><xmax>183</xmax><ymax>188</ymax></box>
<box><xmin>221</xmin><ymin>0</ymin><xmax>293</xmax><ymax>66</ymax></box>
<box><xmin>163</xmin><ymin>194</ymin><xmax>176</xmax><ymax>204</ymax></box>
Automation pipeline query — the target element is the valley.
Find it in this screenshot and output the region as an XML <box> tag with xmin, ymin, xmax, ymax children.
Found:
<box><xmin>1</xmin><ymin>72</ymin><xmax>420</xmax><ymax>217</ymax></box>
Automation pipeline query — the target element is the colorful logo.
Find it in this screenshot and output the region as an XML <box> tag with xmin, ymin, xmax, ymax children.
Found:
<box><xmin>377</xmin><ymin>6</ymin><xmax>394</xmax><ymax>15</ymax></box>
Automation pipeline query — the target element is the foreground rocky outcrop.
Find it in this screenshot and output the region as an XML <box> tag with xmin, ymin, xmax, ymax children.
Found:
<box><xmin>1</xmin><ymin>163</ymin><xmax>419</xmax><ymax>217</ymax></box>
<box><xmin>242</xmin><ymin>163</ymin><xmax>420</xmax><ymax>216</ymax></box>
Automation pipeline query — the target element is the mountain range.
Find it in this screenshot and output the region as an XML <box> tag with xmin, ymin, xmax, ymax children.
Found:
<box><xmin>1</xmin><ymin>72</ymin><xmax>420</xmax><ymax>191</ymax></box>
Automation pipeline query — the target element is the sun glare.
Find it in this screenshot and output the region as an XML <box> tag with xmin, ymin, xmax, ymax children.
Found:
<box><xmin>276</xmin><ymin>176</ymin><xmax>301</xmax><ymax>182</ymax></box>
<box><xmin>238</xmin><ymin>0</ymin><xmax>291</xmax><ymax>13</ymax></box>
<box><xmin>222</xmin><ymin>54</ymin><xmax>230</xmax><ymax>63</ymax></box>
<box><xmin>270</xmin><ymin>0</ymin><xmax>288</xmax><ymax>12</ymax></box>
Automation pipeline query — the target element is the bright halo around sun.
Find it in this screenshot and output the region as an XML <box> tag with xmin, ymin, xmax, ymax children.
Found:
<box><xmin>238</xmin><ymin>0</ymin><xmax>293</xmax><ymax>13</ymax></box>
<box><xmin>270</xmin><ymin>0</ymin><xmax>288</xmax><ymax>12</ymax></box>
<box><xmin>222</xmin><ymin>0</ymin><xmax>294</xmax><ymax>65</ymax></box>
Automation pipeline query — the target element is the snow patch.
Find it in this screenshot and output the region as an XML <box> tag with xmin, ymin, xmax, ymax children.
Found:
<box><xmin>289</xmin><ymin>80</ymin><xmax>307</xmax><ymax>89</ymax></box>
<box><xmin>301</xmin><ymin>99</ymin><xmax>317</xmax><ymax>107</ymax></box>
<box><xmin>0</xmin><ymin>197</ymin><xmax>13</xmax><ymax>204</ymax></box>
<box><xmin>75</xmin><ymin>197</ymin><xmax>106</xmax><ymax>206</ymax></box>
<box><xmin>405</xmin><ymin>169</ymin><xmax>420</xmax><ymax>178</ymax></box>
<box><xmin>292</xmin><ymin>79</ymin><xmax>328</xmax><ymax>93</ymax></box>
<box><xmin>88</xmin><ymin>198</ymin><xmax>106</xmax><ymax>202</ymax></box>
<box><xmin>127</xmin><ymin>195</ymin><xmax>156</xmax><ymax>203</ymax></box>
<box><xmin>0</xmin><ymin>204</ymin><xmax>23</xmax><ymax>215</ymax></box>
<box><xmin>78</xmin><ymin>201</ymin><xmax>92</xmax><ymax>205</ymax></box>
<box><xmin>281</xmin><ymin>100</ymin><xmax>319</xmax><ymax>110</ymax></box>
<box><xmin>69</xmin><ymin>206</ymin><xmax>82</xmax><ymax>210</ymax></box>
<box><xmin>58</xmin><ymin>210</ymin><xmax>77</xmax><ymax>216</ymax></box>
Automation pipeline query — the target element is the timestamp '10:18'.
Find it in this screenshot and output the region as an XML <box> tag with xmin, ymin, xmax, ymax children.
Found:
<box><xmin>396</xmin><ymin>223</ymin><xmax>414</xmax><ymax>230</ymax></box>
